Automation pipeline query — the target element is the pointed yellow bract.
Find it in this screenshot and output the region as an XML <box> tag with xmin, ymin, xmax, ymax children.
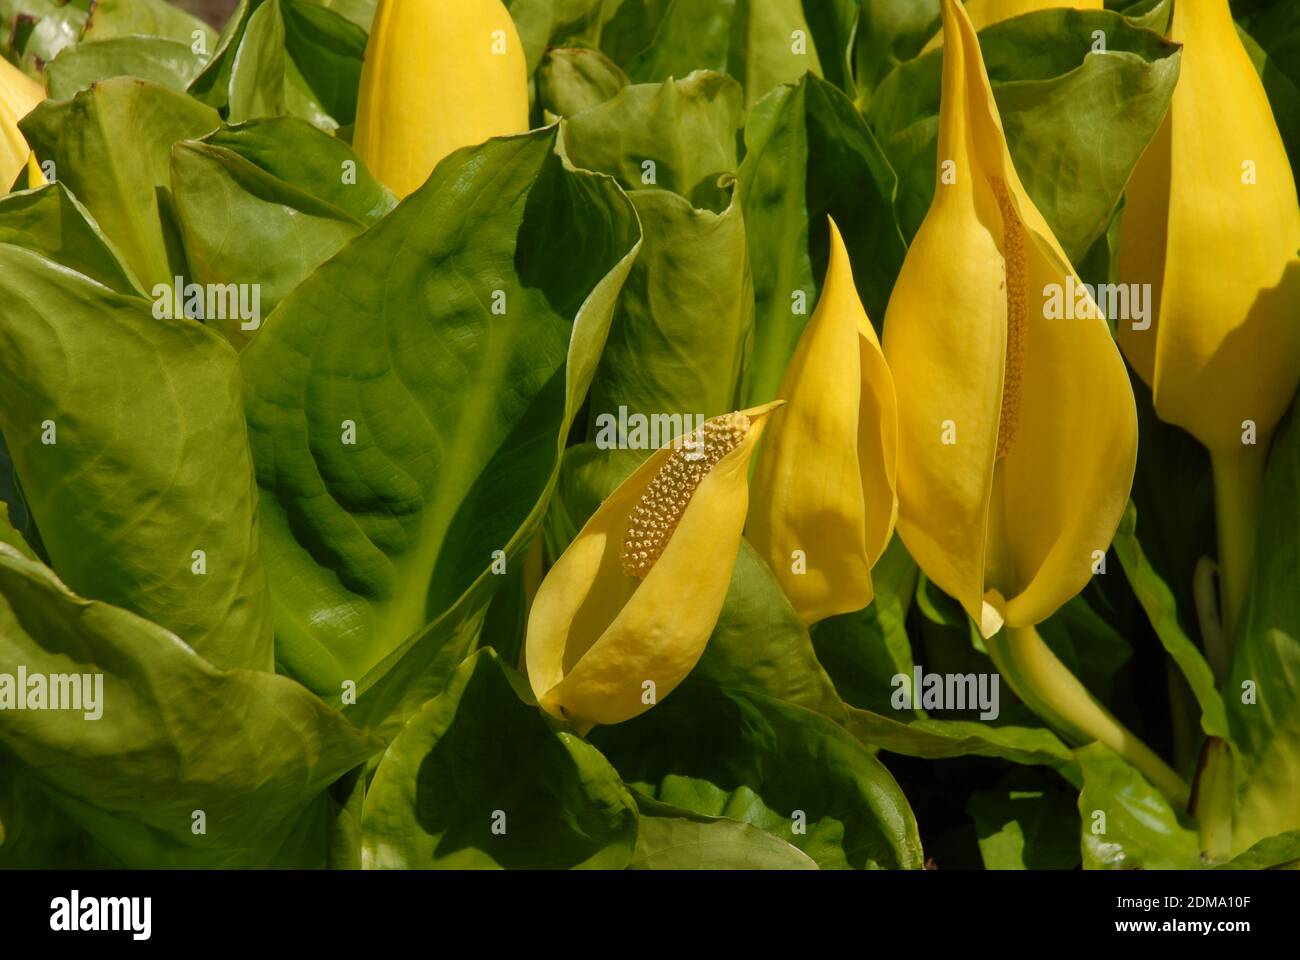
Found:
<box><xmin>1118</xmin><ymin>0</ymin><xmax>1300</xmax><ymax>455</ymax></box>
<box><xmin>748</xmin><ymin>218</ymin><xmax>897</xmax><ymax>626</ymax></box>
<box><xmin>0</xmin><ymin>57</ymin><xmax>44</xmax><ymax>191</ymax></box>
<box><xmin>353</xmin><ymin>0</ymin><xmax>529</xmax><ymax>197</ymax></box>
<box><xmin>882</xmin><ymin>0</ymin><xmax>1136</xmax><ymax>637</ymax></box>
<box><xmin>921</xmin><ymin>0</ymin><xmax>1101</xmax><ymax>53</ymax></box>
<box><xmin>526</xmin><ymin>403</ymin><xmax>782</xmax><ymax>731</ymax></box>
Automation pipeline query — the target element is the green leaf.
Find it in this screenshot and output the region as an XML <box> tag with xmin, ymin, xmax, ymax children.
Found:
<box><xmin>1225</xmin><ymin>398</ymin><xmax>1300</xmax><ymax>852</ymax></box>
<box><xmin>505</xmin><ymin>0</ymin><xmax>607</xmax><ymax>74</ymax></box>
<box><xmin>227</xmin><ymin>0</ymin><xmax>286</xmax><ymax>122</ymax></box>
<box><xmin>1217</xmin><ymin>829</ymin><xmax>1300</xmax><ymax>870</ymax></box>
<box><xmin>562</xmin><ymin>70</ymin><xmax>743</xmax><ymax>201</ymax></box>
<box><xmin>170</xmin><ymin>118</ymin><xmax>386</xmax><ymax>348</ymax></box>
<box><xmin>868</xmin><ymin>8</ymin><xmax>1181</xmax><ymax>262</ymax></box>
<box><xmin>0</xmin><ymin>546</ymin><xmax>380</xmax><ymax>867</ymax></box>
<box><xmin>602</xmin><ymin>0</ymin><xmax>822</xmax><ymax>105</ymax></box>
<box><xmin>82</xmin><ymin>0</ymin><xmax>217</xmax><ymax>47</ymax></box>
<box><xmin>967</xmin><ymin>769</ymin><xmax>1081</xmax><ymax>869</ymax></box>
<box><xmin>538</xmin><ymin>45</ymin><xmax>628</xmax><ymax>118</ymax></box>
<box><xmin>591</xmin><ymin>683</ymin><xmax>924</xmax><ymax>869</ymax></box>
<box><xmin>304</xmin><ymin>0</ymin><xmax>375</xmax><ymax>31</ymax></box>
<box><xmin>630</xmin><ymin>794</ymin><xmax>819</xmax><ymax>869</ymax></box>
<box><xmin>45</xmin><ymin>37</ymin><xmax>207</xmax><ymax>99</ymax></box>
<box><xmin>19</xmin><ymin>77</ymin><xmax>221</xmax><ymax>291</ymax></box>
<box><xmin>198</xmin><ymin>117</ymin><xmax>395</xmax><ymax>223</ymax></box>
<box><xmin>1114</xmin><ymin>502</ymin><xmax>1231</xmax><ymax>742</ymax></box>
<box><xmin>1076</xmin><ymin>742</ymin><xmax>1202</xmax><ymax>869</ymax></box>
<box><xmin>0</xmin><ymin>244</ymin><xmax>273</xmax><ymax>671</ymax></box>
<box><xmin>563</xmin><ymin>74</ymin><xmax>751</xmax><ymax>420</ymax></box>
<box><xmin>361</xmin><ymin>648</ymin><xmax>639</xmax><ymax>869</ymax></box>
<box><xmin>843</xmin><ymin>707</ymin><xmax>1077</xmax><ymax>769</ymax></box>
<box><xmin>726</xmin><ymin>0</ymin><xmax>822</xmax><ymax>108</ymax></box>
<box><xmin>812</xmin><ymin>536</ymin><xmax>920</xmax><ymax>716</ymax></box>
<box><xmin>0</xmin><ymin>751</ymin><xmax>117</xmax><ymax>867</ymax></box>
<box><xmin>242</xmin><ymin>127</ymin><xmax>640</xmax><ymax>698</ymax></box>
<box><xmin>0</xmin><ymin>182</ymin><xmax>143</xmax><ymax>295</ymax></box>
<box><xmin>279</xmin><ymin>0</ymin><xmax>366</xmax><ymax>127</ymax></box>
<box><xmin>739</xmin><ymin>73</ymin><xmax>905</xmax><ymax>405</ymax></box>
<box><xmin>852</xmin><ymin>0</ymin><xmax>940</xmax><ymax>109</ymax></box>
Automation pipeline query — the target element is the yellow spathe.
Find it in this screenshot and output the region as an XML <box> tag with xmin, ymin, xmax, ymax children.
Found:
<box><xmin>883</xmin><ymin>0</ymin><xmax>1136</xmax><ymax>638</ymax></box>
<box><xmin>527</xmin><ymin>403</ymin><xmax>782</xmax><ymax>732</ymax></box>
<box><xmin>1118</xmin><ymin>0</ymin><xmax>1300</xmax><ymax>456</ymax></box>
<box><xmin>748</xmin><ymin>218</ymin><xmax>897</xmax><ymax>626</ymax></box>
<box><xmin>353</xmin><ymin>0</ymin><xmax>529</xmax><ymax>197</ymax></box>
<box><xmin>0</xmin><ymin>57</ymin><xmax>44</xmax><ymax>191</ymax></box>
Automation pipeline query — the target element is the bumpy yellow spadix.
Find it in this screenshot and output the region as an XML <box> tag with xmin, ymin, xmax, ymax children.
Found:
<box><xmin>883</xmin><ymin>0</ymin><xmax>1137</xmax><ymax>638</ymax></box>
<box><xmin>0</xmin><ymin>56</ymin><xmax>44</xmax><ymax>191</ymax></box>
<box><xmin>748</xmin><ymin>218</ymin><xmax>897</xmax><ymax>625</ymax></box>
<box><xmin>920</xmin><ymin>0</ymin><xmax>1101</xmax><ymax>53</ymax></box>
<box><xmin>527</xmin><ymin>403</ymin><xmax>781</xmax><ymax>731</ymax></box>
<box><xmin>1118</xmin><ymin>0</ymin><xmax>1300</xmax><ymax>457</ymax></box>
<box><xmin>353</xmin><ymin>0</ymin><xmax>529</xmax><ymax>197</ymax></box>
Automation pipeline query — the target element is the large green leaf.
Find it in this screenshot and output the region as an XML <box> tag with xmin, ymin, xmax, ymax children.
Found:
<box><xmin>1226</xmin><ymin>398</ymin><xmax>1300</xmax><ymax>852</ymax></box>
<box><xmin>242</xmin><ymin>127</ymin><xmax>640</xmax><ymax>698</ymax></box>
<box><xmin>1076</xmin><ymin>742</ymin><xmax>1201</xmax><ymax>869</ymax></box>
<box><xmin>81</xmin><ymin>0</ymin><xmax>216</xmax><ymax>47</ymax></box>
<box><xmin>19</xmin><ymin>77</ymin><xmax>221</xmax><ymax>292</ymax></box>
<box><xmin>591</xmin><ymin>683</ymin><xmax>923</xmax><ymax>869</ymax></box>
<box><xmin>0</xmin><ymin>182</ymin><xmax>143</xmax><ymax>295</ymax></box>
<box><xmin>0</xmin><ymin>243</ymin><xmax>273</xmax><ymax>671</ymax></box>
<box><xmin>868</xmin><ymin>8</ymin><xmax>1180</xmax><ymax>262</ymax></box>
<box><xmin>601</xmin><ymin>0</ymin><xmax>821</xmax><ymax>105</ymax></box>
<box><xmin>189</xmin><ymin>0</ymin><xmax>362</xmax><ymax>130</ymax></box>
<box><xmin>563</xmin><ymin>73</ymin><xmax>752</xmax><ymax>421</ymax></box>
<box><xmin>171</xmin><ymin>118</ymin><xmax>391</xmax><ymax>348</ymax></box>
<box><xmin>739</xmin><ymin>72</ymin><xmax>905</xmax><ymax>405</ymax></box>
<box><xmin>562</xmin><ymin>70</ymin><xmax>743</xmax><ymax>202</ymax></box>
<box><xmin>361</xmin><ymin>649</ymin><xmax>639</xmax><ymax>869</ymax></box>
<box><xmin>630</xmin><ymin>794</ymin><xmax>819</xmax><ymax>869</ymax></box>
<box><xmin>0</xmin><ymin>546</ymin><xmax>380</xmax><ymax>867</ymax></box>
<box><xmin>45</xmin><ymin>37</ymin><xmax>207</xmax><ymax>99</ymax></box>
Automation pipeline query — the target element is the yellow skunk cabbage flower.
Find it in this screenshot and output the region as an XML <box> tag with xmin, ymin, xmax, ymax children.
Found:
<box><xmin>921</xmin><ymin>0</ymin><xmax>1101</xmax><ymax>53</ymax></box>
<box><xmin>748</xmin><ymin>218</ymin><xmax>897</xmax><ymax>626</ymax></box>
<box><xmin>882</xmin><ymin>0</ymin><xmax>1185</xmax><ymax>805</ymax></box>
<box><xmin>1117</xmin><ymin>0</ymin><xmax>1300</xmax><ymax>645</ymax></box>
<box><xmin>527</xmin><ymin>403</ymin><xmax>781</xmax><ymax>732</ymax></box>
<box><xmin>353</xmin><ymin>0</ymin><xmax>529</xmax><ymax>197</ymax></box>
<box><xmin>1119</xmin><ymin>0</ymin><xmax>1299</xmax><ymax>458</ymax></box>
<box><xmin>0</xmin><ymin>56</ymin><xmax>44</xmax><ymax>191</ymax></box>
<box><xmin>884</xmin><ymin>0</ymin><xmax>1137</xmax><ymax>639</ymax></box>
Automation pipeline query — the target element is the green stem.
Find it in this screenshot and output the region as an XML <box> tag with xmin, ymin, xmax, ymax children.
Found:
<box><xmin>1190</xmin><ymin>737</ymin><xmax>1234</xmax><ymax>861</ymax></box>
<box><xmin>1210</xmin><ymin>445</ymin><xmax>1267</xmax><ymax>667</ymax></box>
<box><xmin>986</xmin><ymin>624</ymin><xmax>1189</xmax><ymax>807</ymax></box>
